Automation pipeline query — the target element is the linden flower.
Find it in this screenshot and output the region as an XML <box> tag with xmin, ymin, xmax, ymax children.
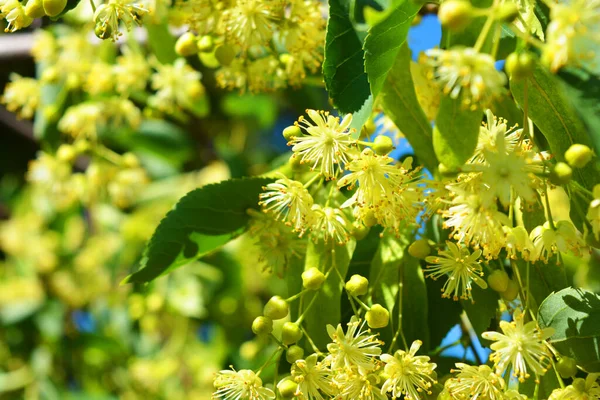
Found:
<box><xmin>114</xmin><ymin>46</ymin><xmax>152</xmax><ymax>94</ymax></box>
<box><xmin>213</xmin><ymin>368</ymin><xmax>275</xmax><ymax>399</ymax></box>
<box><xmin>529</xmin><ymin>220</ymin><xmax>587</xmax><ymax>263</ymax></box>
<box><xmin>471</xmin><ymin>110</ymin><xmax>522</xmax><ymax>164</ymax></box>
<box><xmin>504</xmin><ymin>226</ymin><xmax>535</xmax><ymax>261</ymax></box>
<box><xmin>223</xmin><ymin>0</ymin><xmax>281</xmax><ymax>50</ymax></box>
<box><xmin>380</xmin><ymin>340</ymin><xmax>437</xmax><ymax>400</ymax></box>
<box><xmin>1</xmin><ymin>74</ymin><xmax>40</xmax><ymax>119</ymax></box>
<box><xmin>423</xmin><ymin>47</ymin><xmax>507</xmax><ymax>109</ymax></box>
<box><xmin>291</xmin><ymin>109</ymin><xmax>355</xmax><ymax>180</ymax></box>
<box><xmin>587</xmin><ymin>185</ymin><xmax>600</xmax><ymax>241</ymax></box>
<box><xmin>59</xmin><ymin>103</ymin><xmax>105</xmax><ymax>140</ymax></box>
<box><xmin>149</xmin><ymin>58</ymin><xmax>204</xmax><ymax>113</ymax></box>
<box><xmin>482</xmin><ymin>308</ymin><xmax>554</xmax><ymax>381</ymax></box>
<box><xmin>549</xmin><ymin>374</ymin><xmax>600</xmax><ymax>400</ymax></box>
<box><xmin>332</xmin><ymin>368</ymin><xmax>387</xmax><ymax>400</ymax></box>
<box><xmin>425</xmin><ymin>242</ymin><xmax>487</xmax><ymax>301</ymax></box>
<box><xmin>247</xmin><ymin>209</ymin><xmax>306</xmax><ymax>276</ymax></box>
<box><xmin>444</xmin><ymin>363</ymin><xmax>506</xmax><ymax>400</ymax></box>
<box><xmin>543</xmin><ymin>0</ymin><xmax>600</xmax><ymax>73</ymax></box>
<box><xmin>27</xmin><ymin>152</ymin><xmax>79</xmax><ymax>209</ymax></box>
<box><xmin>325</xmin><ymin>316</ymin><xmax>383</xmax><ymax>375</ymax></box>
<box><xmin>93</xmin><ymin>0</ymin><xmax>148</xmax><ymax>41</ymax></box>
<box><xmin>310</xmin><ymin>205</ymin><xmax>351</xmax><ymax>244</ymax></box>
<box><xmin>259</xmin><ymin>174</ymin><xmax>314</xmax><ymax>234</ymax></box>
<box><xmin>292</xmin><ymin>354</ymin><xmax>334</xmax><ymax>399</ymax></box>
<box><xmin>1</xmin><ymin>0</ymin><xmax>32</xmax><ymax>32</ymax></box>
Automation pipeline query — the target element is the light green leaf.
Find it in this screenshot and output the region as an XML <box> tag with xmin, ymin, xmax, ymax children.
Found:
<box><xmin>538</xmin><ymin>287</ymin><xmax>600</xmax><ymax>373</ymax></box>
<box><xmin>378</xmin><ymin>44</ymin><xmax>438</xmax><ymax>172</ymax></box>
<box><xmin>323</xmin><ymin>0</ymin><xmax>372</xmax><ymax>114</ymax></box>
<box><xmin>124</xmin><ymin>177</ymin><xmax>272</xmax><ymax>284</ymax></box>
<box><xmin>146</xmin><ymin>23</ymin><xmax>178</xmax><ymax>65</ymax></box>
<box><xmin>433</xmin><ymin>97</ymin><xmax>482</xmax><ymax>169</ymax></box>
<box><xmin>363</xmin><ymin>0</ymin><xmax>421</xmax><ymax>99</ymax></box>
<box><xmin>302</xmin><ymin>239</ymin><xmax>357</xmax><ymax>350</ymax></box>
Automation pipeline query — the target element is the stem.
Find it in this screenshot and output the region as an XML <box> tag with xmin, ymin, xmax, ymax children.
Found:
<box><xmin>286</xmin><ymin>289</ymin><xmax>308</xmax><ymax>303</ymax></box>
<box><xmin>474</xmin><ymin>12</ymin><xmax>496</xmax><ymax>52</ymax></box>
<box><xmin>256</xmin><ymin>347</ymin><xmax>284</xmax><ymax>376</ymax></box>
<box><xmin>350</xmin><ymin>294</ymin><xmax>371</xmax><ymax>312</ymax></box>
<box><xmin>89</xmin><ymin>0</ymin><xmax>96</xmax><ymax>13</ymax></box>
<box><xmin>429</xmin><ymin>339</ymin><xmax>463</xmax><ymax>357</ymax></box>
<box><xmin>301</xmin><ymin>326</ymin><xmax>324</xmax><ymax>356</ymax></box>
<box><xmin>388</xmin><ymin>263</ymin><xmax>408</xmax><ymax>352</ymax></box>
<box><xmin>543</xmin><ymin>184</ymin><xmax>556</xmax><ymax>230</ymax></box>
<box><xmin>303</xmin><ymin>173</ymin><xmax>321</xmax><ymax>189</ymax></box>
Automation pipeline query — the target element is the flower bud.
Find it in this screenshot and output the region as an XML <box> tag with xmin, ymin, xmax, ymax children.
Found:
<box><xmin>214</xmin><ymin>44</ymin><xmax>237</xmax><ymax>66</ymax></box>
<box><xmin>121</xmin><ymin>152</ymin><xmax>140</xmax><ymax>168</ymax></box>
<box><xmin>252</xmin><ymin>316</ymin><xmax>273</xmax><ymax>336</ymax></box>
<box><xmin>573</xmin><ymin>378</ymin><xmax>587</xmax><ymax>393</ymax></box>
<box><xmin>372</xmin><ymin>135</ymin><xmax>394</xmax><ymax>155</ymax></box>
<box><xmin>302</xmin><ymin>267</ymin><xmax>326</xmax><ymax>290</ymax></box>
<box><xmin>505</xmin><ymin>52</ymin><xmax>535</xmax><ymax>81</ymax></box>
<box><xmin>494</xmin><ymin>2</ymin><xmax>519</xmax><ymax>22</ymax></box>
<box><xmin>175</xmin><ymin>32</ymin><xmax>199</xmax><ymax>57</ymax></box>
<box><xmin>263</xmin><ymin>296</ymin><xmax>289</xmax><ymax>320</ymax></box>
<box><xmin>95</xmin><ymin>23</ymin><xmax>112</xmax><ymax>40</ymax></box>
<box><xmin>286</xmin><ymin>345</ymin><xmax>304</xmax><ymax>363</ymax></box>
<box><xmin>56</xmin><ymin>144</ymin><xmax>76</xmax><ymax>163</ymax></box>
<box><xmin>487</xmin><ymin>269</ymin><xmax>509</xmax><ymax>293</ymax></box>
<box><xmin>351</xmin><ymin>222</ymin><xmax>370</xmax><ymax>240</ymax></box>
<box><xmin>282</xmin><ymin>322</ymin><xmax>303</xmax><ymax>345</ymax></box>
<box><xmin>289</xmin><ymin>155</ymin><xmax>304</xmax><ymax>171</ymax></box>
<box><xmin>345</xmin><ymin>274</ymin><xmax>369</xmax><ymax>296</ymax></box>
<box><xmin>25</xmin><ymin>0</ymin><xmax>46</xmax><ymax>18</ymax></box>
<box><xmin>363</xmin><ymin>210</ymin><xmax>378</xmax><ymax>227</ymax></box>
<box><xmin>500</xmin><ymin>279</ymin><xmax>519</xmax><ymax>301</ymax></box>
<box><xmin>363</xmin><ymin>118</ymin><xmax>377</xmax><ymax>137</ymax></box>
<box><xmin>43</xmin><ymin>0</ymin><xmax>67</xmax><ymax>17</ymax></box>
<box><xmin>366</xmin><ymin>304</ymin><xmax>390</xmax><ymax>329</ymax></box>
<box><xmin>408</xmin><ymin>239</ymin><xmax>431</xmax><ymax>259</ymax></box>
<box><xmin>549</xmin><ymin>162</ymin><xmax>572</xmax><ymax>185</ymax></box>
<box><xmin>556</xmin><ymin>356</ymin><xmax>578</xmax><ymax>378</ymax></box>
<box><xmin>277</xmin><ymin>378</ymin><xmax>298</xmax><ymax>398</ymax></box>
<box><xmin>283</xmin><ymin>125</ymin><xmax>301</xmax><ymax>141</ymax></box>
<box><xmin>197</xmin><ymin>35</ymin><xmax>214</xmax><ymax>52</ymax></box>
<box><xmin>438</xmin><ymin>0</ymin><xmax>473</xmax><ymax>31</ymax></box>
<box><xmin>565</xmin><ymin>144</ymin><xmax>594</xmax><ymax>168</ymax></box>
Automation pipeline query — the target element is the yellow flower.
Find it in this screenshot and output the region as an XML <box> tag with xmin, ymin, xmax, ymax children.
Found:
<box><xmin>482</xmin><ymin>308</ymin><xmax>554</xmax><ymax>381</ymax></box>
<box><xmin>310</xmin><ymin>205</ymin><xmax>351</xmax><ymax>245</ymax></box>
<box><xmin>549</xmin><ymin>374</ymin><xmax>600</xmax><ymax>400</ymax></box>
<box><xmin>471</xmin><ymin>110</ymin><xmax>522</xmax><ymax>164</ymax></box>
<box><xmin>114</xmin><ymin>46</ymin><xmax>152</xmax><ymax>94</ymax></box>
<box><xmin>85</xmin><ymin>63</ymin><xmax>115</xmax><ymax>95</ymax></box>
<box><xmin>1</xmin><ymin>0</ymin><xmax>33</xmax><ymax>32</ymax></box>
<box><xmin>529</xmin><ymin>220</ymin><xmax>587</xmax><ymax>263</ymax></box>
<box><xmin>425</xmin><ymin>242</ymin><xmax>487</xmax><ymax>301</ymax></box>
<box><xmin>149</xmin><ymin>58</ymin><xmax>204</xmax><ymax>113</ymax></box>
<box><xmin>444</xmin><ymin>363</ymin><xmax>506</xmax><ymax>400</ymax></box>
<box><xmin>213</xmin><ymin>368</ymin><xmax>275</xmax><ymax>400</ymax></box>
<box><xmin>1</xmin><ymin>74</ymin><xmax>40</xmax><ymax>119</ymax></box>
<box><xmin>93</xmin><ymin>0</ymin><xmax>148</xmax><ymax>41</ymax></box>
<box><xmin>223</xmin><ymin>0</ymin><xmax>282</xmax><ymax>50</ymax></box>
<box><xmin>291</xmin><ymin>354</ymin><xmax>334</xmax><ymax>399</ymax></box>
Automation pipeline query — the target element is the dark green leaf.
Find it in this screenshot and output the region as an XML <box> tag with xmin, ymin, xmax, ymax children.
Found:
<box><xmin>538</xmin><ymin>287</ymin><xmax>600</xmax><ymax>372</ymax></box>
<box><xmin>363</xmin><ymin>0</ymin><xmax>421</xmax><ymax>99</ymax></box>
<box><xmin>462</xmin><ymin>285</ymin><xmax>499</xmax><ymax>339</ymax></box>
<box><xmin>302</xmin><ymin>239</ymin><xmax>357</xmax><ymax>349</ymax></box>
<box><xmin>323</xmin><ymin>0</ymin><xmax>372</xmax><ymax>113</ymax></box>
<box><xmin>146</xmin><ymin>23</ymin><xmax>178</xmax><ymax>65</ymax></box>
<box><xmin>516</xmin><ymin>260</ymin><xmax>568</xmax><ymax>315</ymax></box>
<box><xmin>426</xmin><ymin>274</ymin><xmax>463</xmax><ymax>348</ymax></box>
<box><xmin>124</xmin><ymin>177</ymin><xmax>272</xmax><ymax>283</ymax></box>
<box><xmin>378</xmin><ymin>44</ymin><xmax>438</xmax><ymax>172</ymax></box>
<box><xmin>433</xmin><ymin>97</ymin><xmax>482</xmax><ymax>169</ymax></box>
<box><xmin>401</xmin><ymin>255</ymin><xmax>429</xmax><ymax>350</ymax></box>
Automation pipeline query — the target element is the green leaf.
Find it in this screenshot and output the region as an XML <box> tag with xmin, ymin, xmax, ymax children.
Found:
<box><xmin>363</xmin><ymin>0</ymin><xmax>421</xmax><ymax>99</ymax></box>
<box><xmin>323</xmin><ymin>0</ymin><xmax>372</xmax><ymax>114</ymax></box>
<box><xmin>302</xmin><ymin>239</ymin><xmax>357</xmax><ymax>350</ymax></box>
<box><xmin>401</xmin><ymin>255</ymin><xmax>429</xmax><ymax>350</ymax></box>
<box><xmin>433</xmin><ymin>97</ymin><xmax>482</xmax><ymax>169</ymax></box>
<box><xmin>145</xmin><ymin>23</ymin><xmax>178</xmax><ymax>64</ymax></box>
<box><xmin>462</xmin><ymin>285</ymin><xmax>499</xmax><ymax>339</ymax></box>
<box><xmin>516</xmin><ymin>260</ymin><xmax>568</xmax><ymax>315</ymax></box>
<box><xmin>538</xmin><ymin>287</ymin><xmax>600</xmax><ymax>373</ymax></box>
<box><xmin>441</xmin><ymin>0</ymin><xmax>492</xmax><ymax>49</ymax></box>
<box><xmin>426</xmin><ymin>275</ymin><xmax>463</xmax><ymax>348</ymax></box>
<box><xmin>378</xmin><ymin>44</ymin><xmax>438</xmax><ymax>172</ymax></box>
<box><xmin>124</xmin><ymin>177</ymin><xmax>272</xmax><ymax>284</ymax></box>
<box><xmin>287</xmin><ymin>255</ymin><xmax>306</xmax><ymax>322</ymax></box>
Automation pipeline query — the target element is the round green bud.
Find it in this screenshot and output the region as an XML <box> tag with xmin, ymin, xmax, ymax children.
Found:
<box><xmin>302</xmin><ymin>267</ymin><xmax>326</xmax><ymax>290</ymax></box>
<box><xmin>42</xmin><ymin>0</ymin><xmax>67</xmax><ymax>17</ymax></box>
<box><xmin>573</xmin><ymin>378</ymin><xmax>586</xmax><ymax>393</ymax></box>
<box><xmin>289</xmin><ymin>155</ymin><xmax>304</xmax><ymax>171</ymax></box>
<box><xmin>283</xmin><ymin>125</ymin><xmax>301</xmax><ymax>142</ymax></box>
<box><xmin>363</xmin><ymin>210</ymin><xmax>378</xmax><ymax>228</ymax></box>
<box><xmin>487</xmin><ymin>269</ymin><xmax>509</xmax><ymax>293</ymax></box>
<box><xmin>214</xmin><ymin>44</ymin><xmax>237</xmax><ymax>66</ymax></box>
<box><xmin>25</xmin><ymin>0</ymin><xmax>46</xmax><ymax>18</ymax></box>
<box><xmin>494</xmin><ymin>2</ymin><xmax>519</xmax><ymax>22</ymax></box>
<box><xmin>277</xmin><ymin>379</ymin><xmax>298</xmax><ymax>398</ymax></box>
<box><xmin>286</xmin><ymin>345</ymin><xmax>305</xmax><ymax>364</ymax></box>
<box><xmin>251</xmin><ymin>316</ymin><xmax>273</xmax><ymax>336</ymax></box>
<box><xmin>550</xmin><ymin>162</ymin><xmax>573</xmax><ymax>185</ymax></box>
<box><xmin>438</xmin><ymin>0</ymin><xmax>473</xmax><ymax>31</ymax></box>
<box><xmin>556</xmin><ymin>356</ymin><xmax>578</xmax><ymax>378</ymax></box>
<box><xmin>175</xmin><ymin>32</ymin><xmax>199</xmax><ymax>57</ymax></box>
<box><xmin>281</xmin><ymin>322</ymin><xmax>303</xmax><ymax>345</ymax></box>
<box><xmin>94</xmin><ymin>23</ymin><xmax>112</xmax><ymax>40</ymax></box>
<box><xmin>505</xmin><ymin>52</ymin><xmax>535</xmax><ymax>81</ymax></box>
<box><xmin>408</xmin><ymin>239</ymin><xmax>431</xmax><ymax>259</ymax></box>
<box><xmin>565</xmin><ymin>144</ymin><xmax>594</xmax><ymax>168</ymax></box>
<box><xmin>345</xmin><ymin>274</ymin><xmax>369</xmax><ymax>296</ymax></box>
<box><xmin>363</xmin><ymin>118</ymin><xmax>377</xmax><ymax>136</ymax></box>
<box><xmin>263</xmin><ymin>296</ymin><xmax>289</xmax><ymax>320</ymax></box>
<box><xmin>501</xmin><ymin>279</ymin><xmax>519</xmax><ymax>302</ymax></box>
<box><xmin>197</xmin><ymin>35</ymin><xmax>214</xmax><ymax>53</ymax></box>
<box><xmin>57</xmin><ymin>144</ymin><xmax>76</xmax><ymax>163</ymax></box>
<box><xmin>372</xmin><ymin>135</ymin><xmax>394</xmax><ymax>155</ymax></box>
<box><xmin>121</xmin><ymin>152</ymin><xmax>140</xmax><ymax>169</ymax></box>
<box><xmin>351</xmin><ymin>222</ymin><xmax>370</xmax><ymax>241</ymax></box>
<box><xmin>366</xmin><ymin>304</ymin><xmax>390</xmax><ymax>329</ymax></box>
